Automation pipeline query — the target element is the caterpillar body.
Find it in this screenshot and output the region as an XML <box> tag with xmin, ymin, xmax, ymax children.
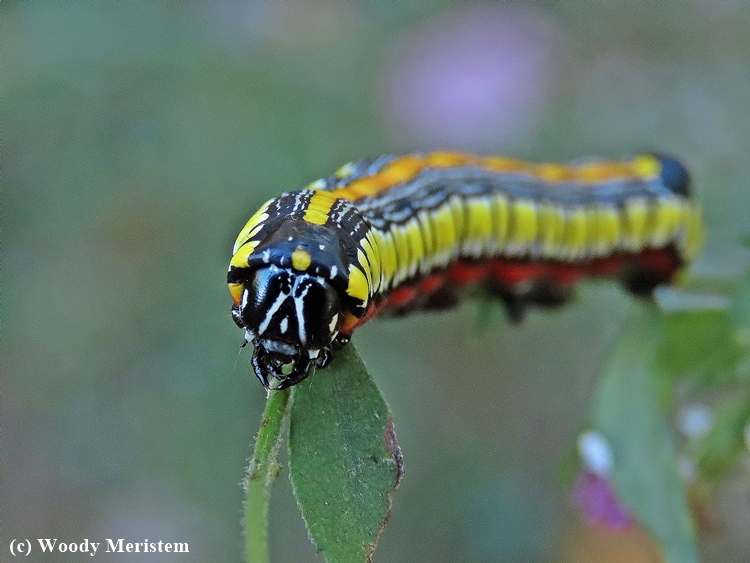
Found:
<box><xmin>228</xmin><ymin>152</ymin><xmax>704</xmax><ymax>389</ymax></box>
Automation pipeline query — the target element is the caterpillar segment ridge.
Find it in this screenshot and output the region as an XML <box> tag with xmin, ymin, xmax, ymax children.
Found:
<box><xmin>227</xmin><ymin>151</ymin><xmax>704</xmax><ymax>389</ymax></box>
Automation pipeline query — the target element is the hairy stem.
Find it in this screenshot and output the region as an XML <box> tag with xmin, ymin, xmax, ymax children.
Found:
<box><xmin>244</xmin><ymin>389</ymin><xmax>291</xmax><ymax>563</ymax></box>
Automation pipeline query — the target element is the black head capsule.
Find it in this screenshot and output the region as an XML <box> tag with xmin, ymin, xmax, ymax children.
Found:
<box><xmin>228</xmin><ymin>191</ymin><xmax>376</xmax><ymax>388</ymax></box>
<box><xmin>233</xmin><ymin>263</ymin><xmax>343</xmax><ymax>389</ymax></box>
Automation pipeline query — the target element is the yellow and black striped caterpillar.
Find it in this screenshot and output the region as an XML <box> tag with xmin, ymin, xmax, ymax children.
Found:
<box><xmin>228</xmin><ymin>152</ymin><xmax>704</xmax><ymax>389</ymax></box>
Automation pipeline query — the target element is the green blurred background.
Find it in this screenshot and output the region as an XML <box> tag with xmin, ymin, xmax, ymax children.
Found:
<box><xmin>4</xmin><ymin>2</ymin><xmax>750</xmax><ymax>562</ymax></box>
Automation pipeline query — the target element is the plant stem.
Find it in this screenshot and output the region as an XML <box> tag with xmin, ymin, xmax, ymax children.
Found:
<box><xmin>244</xmin><ymin>388</ymin><xmax>291</xmax><ymax>563</ymax></box>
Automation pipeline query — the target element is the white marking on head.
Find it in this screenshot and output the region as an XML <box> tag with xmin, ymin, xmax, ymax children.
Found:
<box><xmin>292</xmin><ymin>275</ymin><xmax>312</xmax><ymax>345</ymax></box>
<box><xmin>257</xmin><ymin>290</ymin><xmax>289</xmax><ymax>336</ymax></box>
<box><xmin>329</xmin><ymin>313</ymin><xmax>339</xmax><ymax>334</ymax></box>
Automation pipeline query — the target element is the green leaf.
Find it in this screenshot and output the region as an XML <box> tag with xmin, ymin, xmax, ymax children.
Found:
<box><xmin>591</xmin><ymin>307</ymin><xmax>699</xmax><ymax>563</ymax></box>
<box><xmin>730</xmin><ymin>273</ymin><xmax>750</xmax><ymax>347</ymax></box>
<box><xmin>289</xmin><ymin>344</ymin><xmax>403</xmax><ymax>563</ymax></box>
<box><xmin>657</xmin><ymin>308</ymin><xmax>745</xmax><ymax>388</ymax></box>
<box><xmin>695</xmin><ymin>395</ymin><xmax>750</xmax><ymax>481</ymax></box>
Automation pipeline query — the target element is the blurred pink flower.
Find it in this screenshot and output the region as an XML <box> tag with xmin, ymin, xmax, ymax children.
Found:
<box><xmin>572</xmin><ymin>471</ymin><xmax>634</xmax><ymax>531</ymax></box>
<box><xmin>380</xmin><ymin>5</ymin><xmax>565</xmax><ymax>150</ymax></box>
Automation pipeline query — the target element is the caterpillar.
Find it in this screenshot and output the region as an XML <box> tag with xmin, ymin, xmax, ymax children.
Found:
<box><xmin>228</xmin><ymin>151</ymin><xmax>704</xmax><ymax>389</ymax></box>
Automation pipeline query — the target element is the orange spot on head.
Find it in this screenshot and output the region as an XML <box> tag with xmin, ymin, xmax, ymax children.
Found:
<box><xmin>339</xmin><ymin>312</ymin><xmax>361</xmax><ymax>334</ymax></box>
<box><xmin>228</xmin><ymin>282</ymin><xmax>244</xmax><ymax>305</ymax></box>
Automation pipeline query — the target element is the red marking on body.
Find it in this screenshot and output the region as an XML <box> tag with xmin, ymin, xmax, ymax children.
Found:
<box><xmin>490</xmin><ymin>262</ymin><xmax>546</xmax><ymax>285</ymax></box>
<box><xmin>588</xmin><ymin>256</ymin><xmax>622</xmax><ymax>277</ymax></box>
<box><xmin>384</xmin><ymin>286</ymin><xmax>419</xmax><ymax>309</ymax></box>
<box><xmin>550</xmin><ymin>264</ymin><xmax>583</xmax><ymax>285</ymax></box>
<box><xmin>417</xmin><ymin>274</ymin><xmax>445</xmax><ymax>295</ymax></box>
<box><xmin>634</xmin><ymin>247</ymin><xmax>681</xmax><ymax>279</ymax></box>
<box><xmin>448</xmin><ymin>263</ymin><xmax>489</xmax><ymax>284</ymax></box>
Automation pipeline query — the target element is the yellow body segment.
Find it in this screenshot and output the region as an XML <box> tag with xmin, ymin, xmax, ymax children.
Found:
<box><xmin>361</xmin><ymin>233</ymin><xmax>382</xmax><ymax>289</ymax></box>
<box><xmin>418</xmin><ymin>210</ymin><xmax>435</xmax><ymax>266</ymax></box>
<box><xmin>233</xmin><ymin>199</ymin><xmax>273</xmax><ymax>253</ymax></box>
<box><xmin>391</xmin><ymin>224</ymin><xmax>412</xmax><ymax>283</ymax></box>
<box><xmin>622</xmin><ymin>198</ymin><xmax>649</xmax><ymax>252</ymax></box>
<box><xmin>303</xmin><ymin>191</ymin><xmax>338</xmax><ymax>225</ymax></box>
<box><xmin>404</xmin><ymin>219</ymin><xmax>425</xmax><ymax>276</ymax></box>
<box><xmin>508</xmin><ymin>200</ymin><xmax>538</xmax><ymax>255</ymax></box>
<box><xmin>347</xmin><ymin>264</ymin><xmax>370</xmax><ymax>302</ymax></box>
<box><xmin>465</xmin><ymin>198</ymin><xmax>493</xmax><ymax>257</ymax></box>
<box><xmin>537</xmin><ymin>204</ymin><xmax>566</xmax><ymax>258</ymax></box>
<box><xmin>649</xmin><ymin>198</ymin><xmax>683</xmax><ymax>246</ymax></box>
<box><xmin>431</xmin><ymin>204</ymin><xmax>457</xmax><ymax>263</ymax></box>
<box><xmin>563</xmin><ymin>208</ymin><xmax>588</xmax><ymax>259</ymax></box>
<box><xmin>490</xmin><ymin>195</ymin><xmax>510</xmax><ymax>250</ymax></box>
<box><xmin>375</xmin><ymin>230</ymin><xmax>398</xmax><ymax>289</ymax></box>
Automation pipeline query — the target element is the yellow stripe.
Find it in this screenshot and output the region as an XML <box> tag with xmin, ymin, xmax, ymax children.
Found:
<box><xmin>563</xmin><ymin>207</ymin><xmax>587</xmax><ymax>259</ymax></box>
<box><xmin>537</xmin><ymin>204</ymin><xmax>565</xmax><ymax>258</ymax></box>
<box><xmin>347</xmin><ymin>264</ymin><xmax>369</xmax><ymax>303</ymax></box>
<box><xmin>303</xmin><ymin>191</ymin><xmax>338</xmax><ymax>225</ymax></box>
<box><xmin>404</xmin><ymin>218</ymin><xmax>424</xmax><ymax>276</ymax></box>
<box><xmin>491</xmin><ymin>194</ymin><xmax>509</xmax><ymax>250</ymax></box>
<box><xmin>417</xmin><ymin>210</ymin><xmax>435</xmax><ymax>269</ymax></box>
<box><xmin>431</xmin><ymin>204</ymin><xmax>456</xmax><ymax>263</ymax></box>
<box><xmin>591</xmin><ymin>204</ymin><xmax>621</xmax><ymax>254</ymax></box>
<box><xmin>230</xmin><ymin>240</ymin><xmax>259</xmax><ymax>269</ymax></box>
<box><xmin>233</xmin><ymin>199</ymin><xmax>273</xmax><ymax>253</ymax></box>
<box><xmin>449</xmin><ymin>196</ymin><xmax>465</xmax><ymax>244</ymax></box>
<box><xmin>361</xmin><ymin>233</ymin><xmax>381</xmax><ymax>291</ymax></box>
<box><xmin>465</xmin><ymin>198</ymin><xmax>493</xmax><ymax>257</ymax></box>
<box><xmin>508</xmin><ymin>199</ymin><xmax>537</xmax><ymax>255</ymax></box>
<box><xmin>622</xmin><ymin>198</ymin><xmax>648</xmax><ymax>252</ymax></box>
<box><xmin>375</xmin><ymin>229</ymin><xmax>398</xmax><ymax>289</ymax></box>
<box><xmin>648</xmin><ymin>197</ymin><xmax>683</xmax><ymax>246</ymax></box>
<box><xmin>390</xmin><ymin>224</ymin><xmax>411</xmax><ymax>283</ymax></box>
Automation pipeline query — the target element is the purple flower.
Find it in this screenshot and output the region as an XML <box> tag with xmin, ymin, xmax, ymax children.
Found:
<box><xmin>379</xmin><ymin>4</ymin><xmax>565</xmax><ymax>149</ymax></box>
<box><xmin>572</xmin><ymin>470</ymin><xmax>634</xmax><ymax>531</ymax></box>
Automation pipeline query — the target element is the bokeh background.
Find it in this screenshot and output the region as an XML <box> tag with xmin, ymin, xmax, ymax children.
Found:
<box><xmin>4</xmin><ymin>2</ymin><xmax>750</xmax><ymax>562</ymax></box>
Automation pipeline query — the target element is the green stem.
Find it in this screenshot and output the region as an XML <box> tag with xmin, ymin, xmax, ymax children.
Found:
<box><xmin>244</xmin><ymin>389</ymin><xmax>291</xmax><ymax>563</ymax></box>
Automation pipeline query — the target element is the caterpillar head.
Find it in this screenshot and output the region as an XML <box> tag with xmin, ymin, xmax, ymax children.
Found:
<box><xmin>228</xmin><ymin>217</ymin><xmax>366</xmax><ymax>389</ymax></box>
<box><xmin>232</xmin><ymin>264</ymin><xmax>344</xmax><ymax>389</ymax></box>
